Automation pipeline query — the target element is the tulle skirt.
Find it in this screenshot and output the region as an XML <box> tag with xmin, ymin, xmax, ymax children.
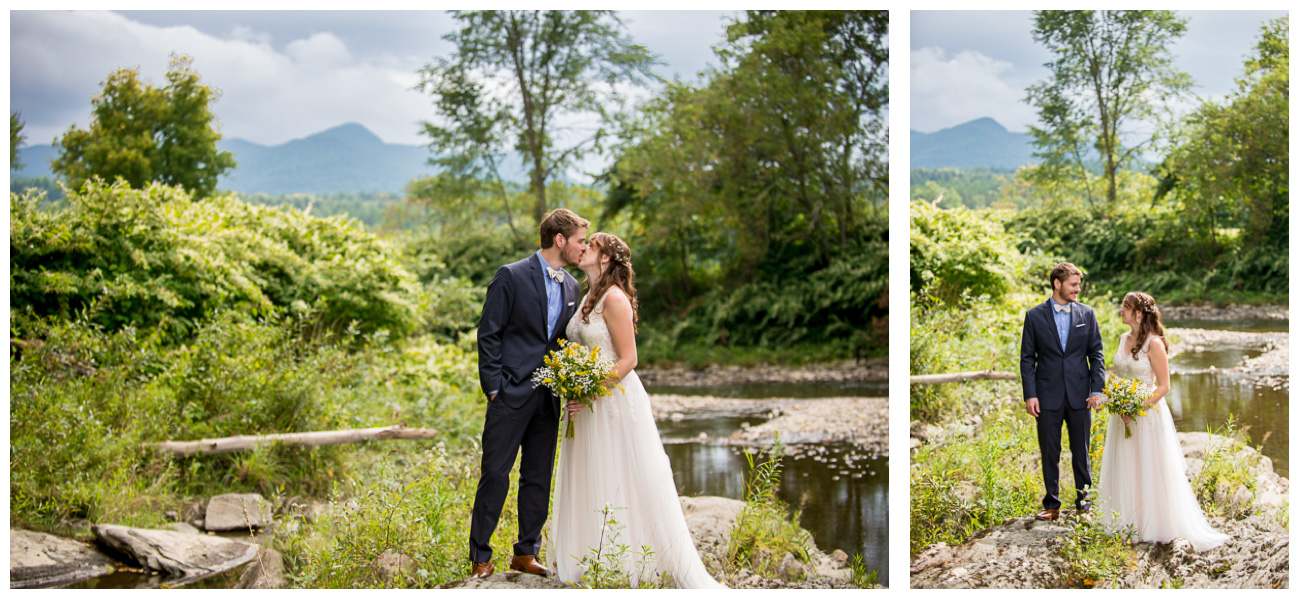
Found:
<box><xmin>1096</xmin><ymin>398</ymin><xmax>1229</xmax><ymax>552</ymax></box>
<box><xmin>548</xmin><ymin>371</ymin><xmax>725</xmax><ymax>588</ymax></box>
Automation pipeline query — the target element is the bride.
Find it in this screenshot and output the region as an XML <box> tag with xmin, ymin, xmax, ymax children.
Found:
<box><xmin>548</xmin><ymin>232</ymin><xmax>725</xmax><ymax>588</ymax></box>
<box><xmin>1096</xmin><ymin>291</ymin><xmax>1229</xmax><ymax>552</ymax></box>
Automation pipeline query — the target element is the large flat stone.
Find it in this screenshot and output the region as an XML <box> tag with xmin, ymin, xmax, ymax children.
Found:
<box><xmin>10</xmin><ymin>528</ymin><xmax>116</xmax><ymax>588</ymax></box>
<box><xmin>204</xmin><ymin>493</ymin><xmax>273</xmax><ymax>531</ymax></box>
<box><xmin>92</xmin><ymin>524</ymin><xmax>258</xmax><ymax>578</ymax></box>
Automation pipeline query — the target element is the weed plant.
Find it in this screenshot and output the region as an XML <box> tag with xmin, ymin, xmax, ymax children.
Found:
<box><xmin>727</xmin><ymin>440</ymin><xmax>813</xmax><ymax>579</ymax></box>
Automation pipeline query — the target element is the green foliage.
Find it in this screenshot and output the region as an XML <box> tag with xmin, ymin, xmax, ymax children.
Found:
<box><xmin>1190</xmin><ymin>415</ymin><xmax>1260</xmax><ymax>520</ymax></box>
<box><xmin>570</xmin><ymin>505</ymin><xmax>673</xmax><ymax>588</ymax></box>
<box><xmin>51</xmin><ymin>53</ymin><xmax>236</xmax><ymax>199</ymax></box>
<box><xmin>11</xmin><ymin>110</ymin><xmax>25</xmax><ymax>170</ymax></box>
<box><xmin>239</xmin><ymin>191</ymin><xmax>421</xmax><ymax>231</ymax></box>
<box><xmin>1025</xmin><ymin>10</ymin><xmax>1191</xmax><ymax>209</ymax></box>
<box><xmin>418</xmin><ymin>10</ymin><xmax>658</xmax><ymax>223</ymax></box>
<box><xmin>8</xmin><ymin>312</ymin><xmax>362</xmax><ymax>531</ymax></box>
<box><xmin>910</xmin><ymin>167</ymin><xmax>1020</xmax><ymax>209</ymax></box>
<box><xmin>847</xmin><ymin>554</ymin><xmax>879</xmax><ymax>587</ymax></box>
<box><xmin>1058</xmin><ymin>513</ymin><xmax>1137</xmax><ymax>587</ymax></box>
<box><xmin>280</xmin><ymin>450</ymin><xmax>473</xmax><ymax>588</ymax></box>
<box><xmin>1163</xmin><ymin>16</ymin><xmax>1288</xmax><ymax>254</ymax></box>
<box><xmin>727</xmin><ymin>441</ymin><xmax>812</xmax><ymax>579</ymax></box>
<box><xmin>1003</xmin><ymin>197</ymin><xmax>1287</xmax><ymax>303</ymax></box>
<box><xmin>10</xmin><ymin>180</ymin><xmax>421</xmax><ymax>340</ymax></box>
<box><xmin>909</xmin><ymin>200</ymin><xmax>1024</xmax><ymax>307</ymax></box>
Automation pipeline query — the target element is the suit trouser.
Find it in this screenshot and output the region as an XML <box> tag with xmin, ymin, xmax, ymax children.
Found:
<box><xmin>468</xmin><ymin>391</ymin><xmax>559</xmax><ymax>562</ymax></box>
<box><xmin>1036</xmin><ymin>401</ymin><xmax>1092</xmax><ymax>510</ymax></box>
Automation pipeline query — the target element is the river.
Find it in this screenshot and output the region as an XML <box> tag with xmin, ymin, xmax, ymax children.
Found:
<box><xmin>1164</xmin><ymin>319</ymin><xmax>1289</xmax><ymax>477</ymax></box>
<box><xmin>647</xmin><ymin>380</ymin><xmax>888</xmax><ymax>585</ymax></box>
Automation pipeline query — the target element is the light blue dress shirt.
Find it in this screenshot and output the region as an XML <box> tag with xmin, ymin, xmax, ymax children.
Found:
<box><xmin>1051</xmin><ymin>298</ymin><xmax>1071</xmax><ymax>352</ymax></box>
<box><xmin>537</xmin><ymin>251</ymin><xmax>563</xmax><ymax>339</ymax></box>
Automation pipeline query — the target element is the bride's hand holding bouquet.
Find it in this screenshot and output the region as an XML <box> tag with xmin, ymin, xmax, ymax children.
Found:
<box><xmin>1101</xmin><ymin>374</ymin><xmax>1157</xmax><ymax>438</ymax></box>
<box><xmin>532</xmin><ymin>339</ymin><xmax>622</xmax><ymax>439</ymax></box>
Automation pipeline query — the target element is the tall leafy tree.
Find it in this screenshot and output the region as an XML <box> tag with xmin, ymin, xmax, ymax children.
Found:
<box><xmin>417</xmin><ymin>10</ymin><xmax>659</xmax><ymax>228</ymax></box>
<box><xmin>11</xmin><ymin>111</ymin><xmax>25</xmax><ymax>170</ymax></box>
<box><xmin>1164</xmin><ymin>16</ymin><xmax>1289</xmax><ymax>248</ymax></box>
<box><xmin>1025</xmin><ymin>10</ymin><xmax>1191</xmax><ymax>212</ymax></box>
<box><xmin>611</xmin><ymin>10</ymin><xmax>888</xmax><ymax>285</ymax></box>
<box><xmin>52</xmin><ymin>53</ymin><xmax>235</xmax><ymax>199</ymax></box>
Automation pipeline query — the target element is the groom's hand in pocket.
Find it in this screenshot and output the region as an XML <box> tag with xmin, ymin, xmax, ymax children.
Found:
<box><xmin>1025</xmin><ymin>397</ymin><xmax>1040</xmax><ymax>417</ymax></box>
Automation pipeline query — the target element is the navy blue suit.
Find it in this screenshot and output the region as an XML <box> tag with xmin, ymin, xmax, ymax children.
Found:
<box><xmin>470</xmin><ymin>254</ymin><xmax>579</xmax><ymax>563</ymax></box>
<box><xmin>1020</xmin><ymin>299</ymin><xmax>1105</xmax><ymax>510</ymax></box>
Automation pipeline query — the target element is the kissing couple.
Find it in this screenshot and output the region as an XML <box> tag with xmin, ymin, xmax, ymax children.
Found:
<box><xmin>1020</xmin><ymin>262</ymin><xmax>1227</xmax><ymax>552</ymax></box>
<box><xmin>466</xmin><ymin>209</ymin><xmax>726</xmax><ymax>588</ymax></box>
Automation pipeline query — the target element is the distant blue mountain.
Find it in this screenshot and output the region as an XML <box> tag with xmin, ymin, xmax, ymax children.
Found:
<box><xmin>911</xmin><ymin>117</ymin><xmax>1037</xmax><ymax>170</ymax></box>
<box><xmin>12</xmin><ymin>122</ymin><xmax>532</xmax><ymax>195</ymax></box>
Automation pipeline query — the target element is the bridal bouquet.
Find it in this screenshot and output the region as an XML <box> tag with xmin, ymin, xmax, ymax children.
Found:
<box><xmin>1101</xmin><ymin>374</ymin><xmax>1155</xmax><ymax>439</ymax></box>
<box><xmin>531</xmin><ymin>339</ymin><xmax>621</xmax><ymax>439</ymax></box>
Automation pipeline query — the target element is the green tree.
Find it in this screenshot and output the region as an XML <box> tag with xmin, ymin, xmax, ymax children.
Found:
<box><xmin>11</xmin><ymin>111</ymin><xmax>25</xmax><ymax>171</ymax></box>
<box><xmin>417</xmin><ymin>10</ymin><xmax>659</xmax><ymax>229</ymax></box>
<box><xmin>1164</xmin><ymin>16</ymin><xmax>1288</xmax><ymax>249</ymax></box>
<box><xmin>612</xmin><ymin>10</ymin><xmax>888</xmax><ymax>287</ymax></box>
<box><xmin>1025</xmin><ymin>10</ymin><xmax>1191</xmax><ymax>212</ymax></box>
<box><xmin>51</xmin><ymin>53</ymin><xmax>235</xmax><ymax>199</ymax></box>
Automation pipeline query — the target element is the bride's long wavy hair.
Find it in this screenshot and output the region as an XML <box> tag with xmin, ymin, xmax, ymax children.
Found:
<box><xmin>1123</xmin><ymin>291</ymin><xmax>1168</xmax><ymax>360</ymax></box>
<box><xmin>581</xmin><ymin>232</ymin><xmax>639</xmax><ymax>332</ymax></box>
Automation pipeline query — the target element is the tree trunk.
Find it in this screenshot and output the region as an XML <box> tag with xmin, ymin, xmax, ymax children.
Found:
<box><xmin>909</xmin><ymin>370</ymin><xmax>1017</xmax><ymax>386</ymax></box>
<box><xmin>145</xmin><ymin>425</ymin><xmax>439</xmax><ymax>456</ymax></box>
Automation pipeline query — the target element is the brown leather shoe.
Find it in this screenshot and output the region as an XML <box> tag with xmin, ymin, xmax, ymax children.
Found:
<box><xmin>469</xmin><ymin>561</ymin><xmax>494</xmax><ymax>579</ymax></box>
<box><xmin>509</xmin><ymin>554</ymin><xmax>551</xmax><ymax>577</ymax></box>
<box><xmin>1035</xmin><ymin>508</ymin><xmax>1060</xmax><ymax>521</ymax></box>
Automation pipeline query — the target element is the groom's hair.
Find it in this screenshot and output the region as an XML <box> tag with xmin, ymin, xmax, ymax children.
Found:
<box><xmin>1049</xmin><ymin>262</ymin><xmax>1083</xmax><ymax>290</ymax></box>
<box><xmin>539</xmin><ymin>209</ymin><xmax>590</xmax><ymax>249</ymax></box>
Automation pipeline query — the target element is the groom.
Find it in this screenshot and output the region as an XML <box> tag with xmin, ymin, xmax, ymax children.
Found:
<box><xmin>468</xmin><ymin>208</ymin><xmax>588</xmax><ymax>578</ymax></box>
<box><xmin>1019</xmin><ymin>262</ymin><xmax>1105</xmax><ymax>521</ymax></box>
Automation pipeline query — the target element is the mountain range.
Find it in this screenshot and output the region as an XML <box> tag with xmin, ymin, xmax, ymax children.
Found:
<box><xmin>12</xmin><ymin>123</ymin><xmax>528</xmax><ymax>195</ymax></box>
<box><xmin>910</xmin><ymin>117</ymin><xmax>1037</xmax><ymax>170</ymax></box>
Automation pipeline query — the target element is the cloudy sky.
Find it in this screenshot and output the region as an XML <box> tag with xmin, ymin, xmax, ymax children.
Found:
<box><xmin>10</xmin><ymin>10</ymin><xmax>737</xmax><ymax>148</ymax></box>
<box><xmin>911</xmin><ymin>10</ymin><xmax>1289</xmax><ymax>134</ymax></box>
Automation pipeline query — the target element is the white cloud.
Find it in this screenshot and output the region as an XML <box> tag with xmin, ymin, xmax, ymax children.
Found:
<box><xmin>910</xmin><ymin>46</ymin><xmax>1037</xmax><ymax>134</ymax></box>
<box><xmin>11</xmin><ymin>11</ymin><xmax>434</xmax><ymax>146</ymax></box>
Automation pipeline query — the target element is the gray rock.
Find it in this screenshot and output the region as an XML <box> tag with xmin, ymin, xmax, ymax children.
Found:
<box><xmin>373</xmin><ymin>549</ymin><xmax>414</xmax><ymax>584</ymax></box>
<box><xmin>204</xmin><ymin>493</ymin><xmax>273</xmax><ymax>531</ymax></box>
<box><xmin>92</xmin><ymin>524</ymin><xmax>258</xmax><ymax>578</ymax></box>
<box><xmin>10</xmin><ymin>528</ymin><xmax>116</xmax><ymax>588</ymax></box>
<box><xmin>437</xmin><ymin>571</ymin><xmax>570</xmax><ymax>589</ymax></box>
<box><xmin>828</xmin><ymin>549</ymin><xmax>850</xmax><ymax>568</ymax></box>
<box><xmin>679</xmin><ymin>496</ymin><xmax>746</xmax><ymax>564</ymax></box>
<box><xmin>168</xmin><ymin>522</ymin><xmax>202</xmax><ymax>536</ymax></box>
<box><xmin>236</xmin><ymin>547</ymin><xmax>285</xmax><ymax>589</ymax></box>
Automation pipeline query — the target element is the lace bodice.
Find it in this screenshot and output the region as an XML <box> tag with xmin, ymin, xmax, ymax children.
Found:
<box><xmin>1112</xmin><ymin>332</ymin><xmax>1156</xmax><ymax>384</ymax></box>
<box><xmin>565</xmin><ymin>290</ymin><xmax>619</xmax><ymax>362</ymax></box>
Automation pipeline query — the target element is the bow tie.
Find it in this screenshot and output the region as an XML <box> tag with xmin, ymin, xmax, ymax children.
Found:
<box><xmin>546</xmin><ymin>267</ymin><xmax>565</xmax><ymax>283</ymax></box>
<box><xmin>1053</xmin><ymin>303</ymin><xmax>1071</xmax><ymax>314</ymax></box>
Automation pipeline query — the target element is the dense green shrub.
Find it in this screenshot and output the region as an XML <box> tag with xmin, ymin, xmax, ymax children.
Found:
<box><xmin>10</xmin><ymin>180</ymin><xmax>421</xmax><ymax>340</ymax></box>
<box><xmin>910</xmin><ymin>201</ymin><xmax>1023</xmax><ymax>307</ymax></box>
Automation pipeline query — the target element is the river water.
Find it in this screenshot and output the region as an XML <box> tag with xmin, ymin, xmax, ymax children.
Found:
<box><xmin>1164</xmin><ymin>319</ymin><xmax>1289</xmax><ymax>478</ymax></box>
<box><xmin>647</xmin><ymin>380</ymin><xmax>888</xmax><ymax>585</ymax></box>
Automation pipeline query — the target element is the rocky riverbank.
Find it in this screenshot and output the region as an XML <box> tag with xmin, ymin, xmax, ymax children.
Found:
<box><xmin>438</xmin><ymin>496</ymin><xmax>873</xmax><ymax>589</ymax></box>
<box><xmin>639</xmin><ymin>358</ymin><xmax>886</xmax><ymax>387</ymax></box>
<box><xmin>910</xmin><ymin>432</ymin><xmax>1290</xmax><ymax>589</ymax></box>
<box><xmin>1161</xmin><ymin>304</ymin><xmax>1288</xmax><ymax>321</ymax></box>
<box><xmin>649</xmin><ymin>394</ymin><xmax>888</xmax><ymax>456</ymax></box>
<box><xmin>1167</xmin><ymin>327</ymin><xmax>1289</xmax><ymax>389</ymax></box>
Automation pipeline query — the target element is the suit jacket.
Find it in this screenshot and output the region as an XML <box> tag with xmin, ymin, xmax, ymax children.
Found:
<box><xmin>477</xmin><ymin>254</ymin><xmax>580</xmax><ymax>415</ymax></box>
<box><xmin>1019</xmin><ymin>299</ymin><xmax>1105</xmax><ymax>411</ymax></box>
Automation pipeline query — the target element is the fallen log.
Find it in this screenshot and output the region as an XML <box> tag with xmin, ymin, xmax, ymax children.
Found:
<box><xmin>910</xmin><ymin>370</ymin><xmax>1016</xmax><ymax>386</ymax></box>
<box><xmin>145</xmin><ymin>425</ymin><xmax>439</xmax><ymax>456</ymax></box>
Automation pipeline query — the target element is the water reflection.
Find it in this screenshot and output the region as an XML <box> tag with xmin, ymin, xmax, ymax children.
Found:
<box><xmin>662</xmin><ymin>441</ymin><xmax>889</xmax><ymax>585</ymax></box>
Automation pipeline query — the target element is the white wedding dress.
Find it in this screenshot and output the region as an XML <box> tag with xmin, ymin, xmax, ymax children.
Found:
<box><xmin>548</xmin><ymin>290</ymin><xmax>726</xmax><ymax>588</ymax></box>
<box><xmin>1097</xmin><ymin>332</ymin><xmax>1229</xmax><ymax>552</ymax></box>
